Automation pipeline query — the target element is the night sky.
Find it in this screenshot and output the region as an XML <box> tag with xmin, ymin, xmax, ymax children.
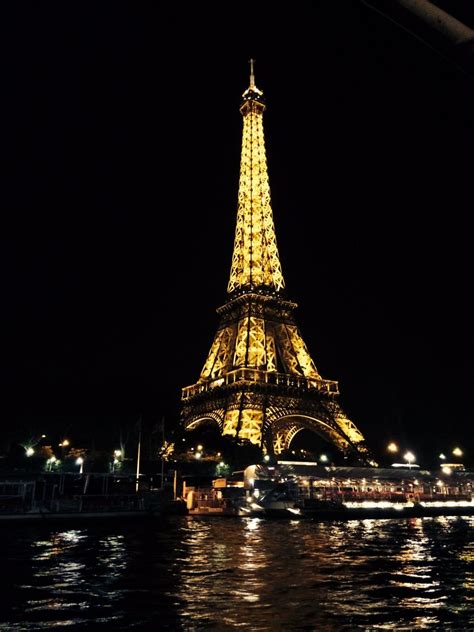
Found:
<box><xmin>3</xmin><ymin>2</ymin><xmax>474</xmax><ymax>462</ymax></box>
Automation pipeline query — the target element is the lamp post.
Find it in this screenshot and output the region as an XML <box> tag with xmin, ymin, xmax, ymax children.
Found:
<box><xmin>47</xmin><ymin>456</ymin><xmax>57</xmax><ymax>471</ymax></box>
<box><xmin>75</xmin><ymin>457</ymin><xmax>84</xmax><ymax>474</ymax></box>
<box><xmin>112</xmin><ymin>450</ymin><xmax>122</xmax><ymax>473</ymax></box>
<box><xmin>59</xmin><ymin>439</ymin><xmax>70</xmax><ymax>460</ymax></box>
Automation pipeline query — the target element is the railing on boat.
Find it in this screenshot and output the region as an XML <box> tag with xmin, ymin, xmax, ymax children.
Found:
<box><xmin>0</xmin><ymin>492</ymin><xmax>163</xmax><ymax>515</ymax></box>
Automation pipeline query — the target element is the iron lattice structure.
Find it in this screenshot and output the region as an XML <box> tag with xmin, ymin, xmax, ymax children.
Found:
<box><xmin>181</xmin><ymin>65</ymin><xmax>372</xmax><ymax>462</ymax></box>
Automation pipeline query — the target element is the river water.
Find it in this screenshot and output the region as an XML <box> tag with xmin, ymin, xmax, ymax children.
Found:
<box><xmin>0</xmin><ymin>516</ymin><xmax>473</xmax><ymax>630</ymax></box>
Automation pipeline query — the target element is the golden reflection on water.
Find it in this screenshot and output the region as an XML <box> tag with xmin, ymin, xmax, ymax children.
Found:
<box><xmin>452</xmin><ymin>525</ymin><xmax>474</xmax><ymax>596</ymax></box>
<box><xmin>244</xmin><ymin>517</ymin><xmax>261</xmax><ymax>532</ymax></box>
<box><xmin>5</xmin><ymin>516</ymin><xmax>472</xmax><ymax>630</ymax></box>
<box><xmin>33</xmin><ymin>530</ymin><xmax>85</xmax><ymax>560</ymax></box>
<box><xmin>177</xmin><ymin>517</ymin><xmax>273</xmax><ymax>627</ymax></box>
<box><xmin>28</xmin><ymin>529</ymin><xmax>128</xmax><ymax>618</ymax></box>
<box><xmin>386</xmin><ymin>517</ymin><xmax>470</xmax><ymax>618</ymax></box>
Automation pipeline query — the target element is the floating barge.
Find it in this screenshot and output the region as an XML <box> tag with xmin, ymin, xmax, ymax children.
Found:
<box><xmin>0</xmin><ymin>473</ymin><xmax>185</xmax><ymax>524</ymax></box>
<box><xmin>185</xmin><ymin>462</ymin><xmax>474</xmax><ymax>519</ymax></box>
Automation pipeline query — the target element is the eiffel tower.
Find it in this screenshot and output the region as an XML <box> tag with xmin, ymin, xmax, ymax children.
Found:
<box><xmin>181</xmin><ymin>62</ymin><xmax>372</xmax><ymax>463</ymax></box>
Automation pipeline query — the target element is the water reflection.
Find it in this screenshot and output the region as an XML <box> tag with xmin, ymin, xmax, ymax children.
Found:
<box><xmin>6</xmin><ymin>527</ymin><xmax>131</xmax><ymax>629</ymax></box>
<box><xmin>0</xmin><ymin>516</ymin><xmax>472</xmax><ymax>630</ymax></box>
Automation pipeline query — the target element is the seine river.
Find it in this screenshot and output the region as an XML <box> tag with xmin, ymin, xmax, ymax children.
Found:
<box><xmin>1</xmin><ymin>516</ymin><xmax>473</xmax><ymax>630</ymax></box>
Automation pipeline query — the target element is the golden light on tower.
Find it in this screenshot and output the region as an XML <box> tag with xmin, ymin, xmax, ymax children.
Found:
<box><xmin>181</xmin><ymin>62</ymin><xmax>373</xmax><ymax>463</ymax></box>
<box><xmin>227</xmin><ymin>67</ymin><xmax>285</xmax><ymax>295</ymax></box>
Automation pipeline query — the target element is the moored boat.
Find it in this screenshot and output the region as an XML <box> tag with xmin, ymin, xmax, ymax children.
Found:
<box><xmin>184</xmin><ymin>462</ymin><xmax>474</xmax><ymax>519</ymax></box>
<box><xmin>0</xmin><ymin>474</ymin><xmax>186</xmax><ymax>524</ymax></box>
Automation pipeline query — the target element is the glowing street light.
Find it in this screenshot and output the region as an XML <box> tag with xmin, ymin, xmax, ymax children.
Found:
<box><xmin>387</xmin><ymin>442</ymin><xmax>398</xmax><ymax>453</ymax></box>
<box><xmin>197</xmin><ymin>445</ymin><xmax>203</xmax><ymax>451</ymax></box>
<box><xmin>320</xmin><ymin>454</ymin><xmax>328</xmax><ymax>463</ymax></box>
<box><xmin>59</xmin><ymin>439</ymin><xmax>70</xmax><ymax>459</ymax></box>
<box><xmin>195</xmin><ymin>452</ymin><xmax>202</xmax><ymax>460</ymax></box>
<box><xmin>263</xmin><ymin>454</ymin><xmax>270</xmax><ymax>462</ymax></box>
<box><xmin>46</xmin><ymin>456</ymin><xmax>57</xmax><ymax>471</ymax></box>
<box><xmin>452</xmin><ymin>447</ymin><xmax>463</xmax><ymax>457</ymax></box>
<box><xmin>439</xmin><ymin>453</ymin><xmax>446</xmax><ymax>460</ymax></box>
<box><xmin>25</xmin><ymin>447</ymin><xmax>35</xmax><ymax>457</ymax></box>
<box><xmin>403</xmin><ymin>451</ymin><xmax>416</xmax><ymax>469</ymax></box>
<box><xmin>75</xmin><ymin>457</ymin><xmax>84</xmax><ymax>474</ymax></box>
<box><xmin>114</xmin><ymin>450</ymin><xmax>122</xmax><ymax>458</ymax></box>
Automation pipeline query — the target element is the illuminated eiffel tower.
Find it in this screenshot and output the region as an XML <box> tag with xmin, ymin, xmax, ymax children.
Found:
<box><xmin>181</xmin><ymin>62</ymin><xmax>372</xmax><ymax>462</ymax></box>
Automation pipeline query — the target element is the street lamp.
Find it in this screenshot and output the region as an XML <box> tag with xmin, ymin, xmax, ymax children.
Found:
<box><xmin>387</xmin><ymin>442</ymin><xmax>398</xmax><ymax>454</ymax></box>
<box><xmin>25</xmin><ymin>447</ymin><xmax>35</xmax><ymax>457</ymax></box>
<box><xmin>439</xmin><ymin>453</ymin><xmax>446</xmax><ymax>460</ymax></box>
<box><xmin>59</xmin><ymin>439</ymin><xmax>70</xmax><ymax>459</ymax></box>
<box><xmin>111</xmin><ymin>450</ymin><xmax>123</xmax><ymax>473</ymax></box>
<box><xmin>47</xmin><ymin>456</ymin><xmax>57</xmax><ymax>471</ymax></box>
<box><xmin>403</xmin><ymin>451</ymin><xmax>415</xmax><ymax>470</ymax></box>
<box><xmin>452</xmin><ymin>447</ymin><xmax>463</xmax><ymax>457</ymax></box>
<box><xmin>320</xmin><ymin>454</ymin><xmax>328</xmax><ymax>463</ymax></box>
<box><xmin>75</xmin><ymin>457</ymin><xmax>84</xmax><ymax>474</ymax></box>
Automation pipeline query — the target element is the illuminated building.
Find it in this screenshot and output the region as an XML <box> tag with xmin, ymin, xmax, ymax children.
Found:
<box><xmin>181</xmin><ymin>62</ymin><xmax>372</xmax><ymax>462</ymax></box>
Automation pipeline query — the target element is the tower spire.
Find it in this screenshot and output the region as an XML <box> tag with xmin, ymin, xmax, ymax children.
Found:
<box><xmin>227</xmin><ymin>66</ymin><xmax>285</xmax><ymax>295</ymax></box>
<box><xmin>249</xmin><ymin>57</ymin><xmax>256</xmax><ymax>88</ymax></box>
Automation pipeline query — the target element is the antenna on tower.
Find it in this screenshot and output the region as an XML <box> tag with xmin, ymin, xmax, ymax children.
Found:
<box><xmin>249</xmin><ymin>58</ymin><xmax>256</xmax><ymax>88</ymax></box>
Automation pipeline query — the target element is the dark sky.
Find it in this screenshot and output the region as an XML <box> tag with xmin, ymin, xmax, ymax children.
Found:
<box><xmin>3</xmin><ymin>1</ymin><xmax>474</xmax><ymax>461</ymax></box>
